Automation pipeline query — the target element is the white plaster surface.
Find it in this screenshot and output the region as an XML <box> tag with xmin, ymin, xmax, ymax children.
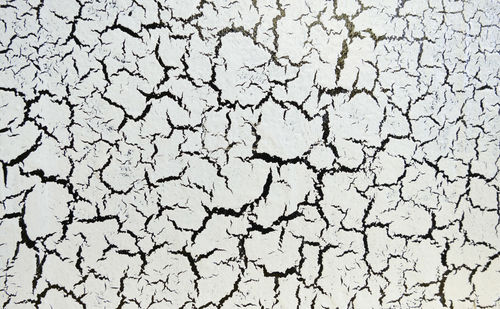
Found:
<box><xmin>0</xmin><ymin>0</ymin><xmax>499</xmax><ymax>308</ymax></box>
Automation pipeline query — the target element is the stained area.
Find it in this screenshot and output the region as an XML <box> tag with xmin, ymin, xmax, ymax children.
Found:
<box><xmin>0</xmin><ymin>0</ymin><xmax>499</xmax><ymax>308</ymax></box>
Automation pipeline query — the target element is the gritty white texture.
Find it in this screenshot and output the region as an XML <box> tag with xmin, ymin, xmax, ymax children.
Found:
<box><xmin>0</xmin><ymin>0</ymin><xmax>499</xmax><ymax>308</ymax></box>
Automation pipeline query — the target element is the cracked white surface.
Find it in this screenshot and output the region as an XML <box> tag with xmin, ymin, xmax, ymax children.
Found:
<box><xmin>0</xmin><ymin>0</ymin><xmax>499</xmax><ymax>308</ymax></box>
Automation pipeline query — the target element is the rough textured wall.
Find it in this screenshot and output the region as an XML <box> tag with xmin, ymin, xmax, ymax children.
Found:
<box><xmin>0</xmin><ymin>0</ymin><xmax>499</xmax><ymax>308</ymax></box>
